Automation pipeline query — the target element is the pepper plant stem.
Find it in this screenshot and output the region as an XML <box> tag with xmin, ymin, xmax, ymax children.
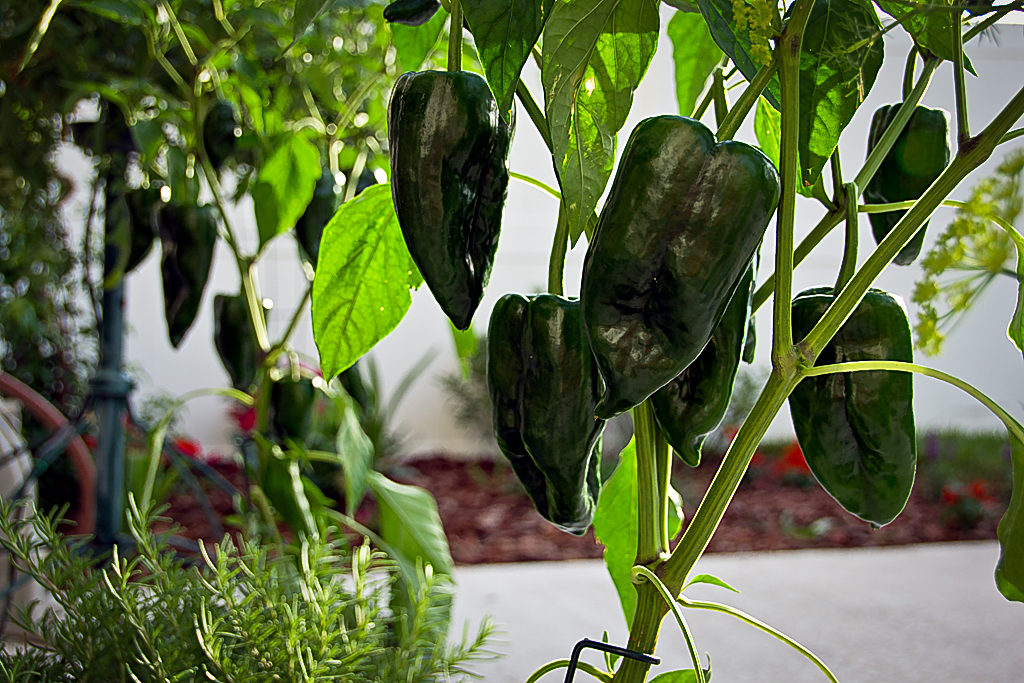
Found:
<box><xmin>770</xmin><ymin>0</ymin><xmax>814</xmax><ymax>372</ymax></box>
<box><xmin>952</xmin><ymin>10</ymin><xmax>970</xmax><ymax>148</ymax></box>
<box><xmin>834</xmin><ymin>182</ymin><xmax>859</xmax><ymax>291</ymax></box>
<box><xmin>548</xmin><ymin>210</ymin><xmax>568</xmax><ymax>296</ymax></box>
<box><xmin>447</xmin><ymin>0</ymin><xmax>462</xmax><ymax>72</ymax></box>
<box><xmin>632</xmin><ymin>401</ymin><xmax>667</xmax><ymax>565</ymax></box>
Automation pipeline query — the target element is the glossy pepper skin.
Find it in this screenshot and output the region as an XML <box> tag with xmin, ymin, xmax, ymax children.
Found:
<box><xmin>581</xmin><ymin>115</ymin><xmax>780</xmax><ymax>418</ymax></box>
<box><xmin>864</xmin><ymin>104</ymin><xmax>950</xmax><ymax>265</ymax></box>
<box><xmin>651</xmin><ymin>264</ymin><xmax>754</xmax><ymax>467</ymax></box>
<box><xmin>383</xmin><ymin>0</ymin><xmax>441</xmax><ymax>26</ymax></box>
<box><xmin>213</xmin><ymin>293</ymin><xmax>263</xmax><ymax>391</ymax></box>
<box><xmin>789</xmin><ymin>287</ymin><xmax>917</xmax><ymax>526</ymax></box>
<box><xmin>487</xmin><ymin>294</ymin><xmax>604</xmax><ymax>535</ymax></box>
<box><xmin>388</xmin><ymin>71</ymin><xmax>513</xmax><ymax>330</ymax></box>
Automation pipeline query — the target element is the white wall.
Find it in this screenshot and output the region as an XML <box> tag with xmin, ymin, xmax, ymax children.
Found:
<box><xmin>59</xmin><ymin>15</ymin><xmax>1024</xmax><ymax>457</ymax></box>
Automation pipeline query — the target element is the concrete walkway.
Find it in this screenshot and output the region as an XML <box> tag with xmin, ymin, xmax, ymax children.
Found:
<box><xmin>451</xmin><ymin>542</ymin><xmax>1024</xmax><ymax>682</ymax></box>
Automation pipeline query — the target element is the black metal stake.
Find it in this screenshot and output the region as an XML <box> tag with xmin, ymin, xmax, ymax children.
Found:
<box><xmin>563</xmin><ymin>638</ymin><xmax>660</xmax><ymax>683</ymax></box>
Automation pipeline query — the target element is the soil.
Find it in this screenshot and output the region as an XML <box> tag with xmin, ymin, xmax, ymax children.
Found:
<box><xmin>160</xmin><ymin>450</ymin><xmax>1002</xmax><ymax>565</ymax></box>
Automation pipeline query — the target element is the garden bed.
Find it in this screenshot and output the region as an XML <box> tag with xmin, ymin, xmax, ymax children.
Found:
<box><xmin>158</xmin><ymin>431</ymin><xmax>1010</xmax><ymax>565</ymax></box>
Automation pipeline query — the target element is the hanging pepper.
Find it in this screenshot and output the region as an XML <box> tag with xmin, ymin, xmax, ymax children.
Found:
<box><xmin>383</xmin><ymin>0</ymin><xmax>441</xmax><ymax>26</ymax></box>
<box><xmin>864</xmin><ymin>104</ymin><xmax>950</xmax><ymax>265</ymax></box>
<box><xmin>580</xmin><ymin>115</ymin><xmax>780</xmax><ymax>418</ymax></box>
<box><xmin>789</xmin><ymin>287</ymin><xmax>917</xmax><ymax>527</ymax></box>
<box><xmin>158</xmin><ymin>203</ymin><xmax>217</xmax><ymax>347</ymax></box>
<box><xmin>651</xmin><ymin>263</ymin><xmax>755</xmax><ymax>467</ymax></box>
<box><xmin>213</xmin><ymin>293</ymin><xmax>264</xmax><ymax>391</ymax></box>
<box><xmin>388</xmin><ymin>70</ymin><xmax>513</xmax><ymax>330</ymax></box>
<box><xmin>487</xmin><ymin>294</ymin><xmax>605</xmax><ymax>535</ymax></box>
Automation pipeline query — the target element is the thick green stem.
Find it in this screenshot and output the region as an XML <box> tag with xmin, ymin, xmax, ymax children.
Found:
<box><xmin>716</xmin><ymin>55</ymin><xmax>779</xmax><ymax>141</ymax></box>
<box><xmin>548</xmin><ymin>209</ymin><xmax>568</xmax><ymax>296</ymax></box>
<box><xmin>447</xmin><ymin>0</ymin><xmax>462</xmax><ymax>72</ymax></box>
<box><xmin>834</xmin><ymin>182</ymin><xmax>859</xmax><ymax>291</ymax></box>
<box><xmin>952</xmin><ymin>10</ymin><xmax>970</xmax><ymax>147</ymax></box>
<box><xmin>712</xmin><ymin>68</ymin><xmax>728</xmax><ymax>126</ymax></box>
<box><xmin>770</xmin><ymin>0</ymin><xmax>814</xmax><ymax>372</ymax></box>
<box><xmin>632</xmin><ymin>401</ymin><xmax>668</xmax><ymax>565</ymax></box>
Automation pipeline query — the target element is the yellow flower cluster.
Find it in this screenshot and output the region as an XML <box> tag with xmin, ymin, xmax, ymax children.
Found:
<box><xmin>731</xmin><ymin>0</ymin><xmax>775</xmax><ymax>68</ymax></box>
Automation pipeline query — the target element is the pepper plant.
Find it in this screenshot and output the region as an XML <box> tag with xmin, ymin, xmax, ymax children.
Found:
<box><xmin>309</xmin><ymin>0</ymin><xmax>1024</xmax><ymax>680</ymax></box>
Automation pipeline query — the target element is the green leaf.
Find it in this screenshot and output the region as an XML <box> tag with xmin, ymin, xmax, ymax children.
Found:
<box><xmin>996</xmin><ymin>434</ymin><xmax>1024</xmax><ymax>602</ymax></box>
<box><xmin>1007</xmin><ymin>230</ymin><xmax>1024</xmax><ymax>360</ymax></box>
<box><xmin>253</xmin><ymin>135</ymin><xmax>321</xmax><ymax>247</ymax></box>
<box><xmin>369</xmin><ymin>471</ymin><xmax>454</xmax><ymax>577</ymax></box>
<box><xmin>649</xmin><ymin>666</ymin><xmax>711</xmax><ymax>683</ymax></box>
<box><xmin>593</xmin><ymin>439</ymin><xmax>683</xmax><ymax>628</ymax></box>
<box><xmin>686</xmin><ymin>573</ymin><xmax>740</xmax><ymax>593</ymax></box>
<box><xmin>335</xmin><ymin>392</ymin><xmax>374</xmax><ymax>517</ymax></box>
<box><xmin>463</xmin><ymin>0</ymin><xmax>551</xmax><ymax>118</ymax></box>
<box><xmin>541</xmin><ymin>0</ymin><xmax>660</xmax><ymax>241</ymax></box>
<box><xmin>875</xmin><ymin>0</ymin><xmax>975</xmax><ymax>75</ymax></box>
<box><xmin>311</xmin><ymin>183</ymin><xmax>418</xmax><ymax>379</ymax></box>
<box><xmin>667</xmin><ymin>11</ymin><xmax>723</xmax><ymax>118</ymax></box>
<box><xmin>796</xmin><ymin>0</ymin><xmax>884</xmax><ymax>188</ymax></box>
<box><xmin>391</xmin><ymin>8</ymin><xmax>447</xmax><ymax>73</ymax></box>
<box><xmin>698</xmin><ymin>0</ymin><xmax>780</xmax><ymax>109</ymax></box>
<box><xmin>130</xmin><ymin>119</ymin><xmax>164</xmax><ymax>164</ymax></box>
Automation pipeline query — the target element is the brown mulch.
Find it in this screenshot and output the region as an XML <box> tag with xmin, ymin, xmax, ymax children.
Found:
<box><xmin>158</xmin><ymin>452</ymin><xmax>1001</xmax><ymax>565</ymax></box>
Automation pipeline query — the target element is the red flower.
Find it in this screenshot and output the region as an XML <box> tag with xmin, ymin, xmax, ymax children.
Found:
<box><xmin>968</xmin><ymin>480</ymin><xmax>995</xmax><ymax>503</ymax></box>
<box><xmin>774</xmin><ymin>441</ymin><xmax>810</xmax><ymax>475</ymax></box>
<box><xmin>941</xmin><ymin>486</ymin><xmax>962</xmax><ymax>506</ymax></box>
<box><xmin>173</xmin><ymin>437</ymin><xmax>202</xmax><ymax>458</ymax></box>
<box><xmin>231</xmin><ymin>405</ymin><xmax>256</xmax><ymax>433</ymax></box>
<box><xmin>82</xmin><ymin>434</ymin><xmax>98</xmax><ymax>450</ymax></box>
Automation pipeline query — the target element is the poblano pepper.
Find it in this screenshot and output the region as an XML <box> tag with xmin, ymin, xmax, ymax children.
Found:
<box><xmin>580</xmin><ymin>115</ymin><xmax>780</xmax><ymax>418</ymax></box>
<box><xmin>651</xmin><ymin>263</ymin><xmax>755</xmax><ymax>467</ymax></box>
<box><xmin>383</xmin><ymin>0</ymin><xmax>441</xmax><ymax>26</ymax></box>
<box><xmin>864</xmin><ymin>104</ymin><xmax>950</xmax><ymax>265</ymax></box>
<box><xmin>487</xmin><ymin>294</ymin><xmax>604</xmax><ymax>535</ymax></box>
<box><xmin>388</xmin><ymin>70</ymin><xmax>513</xmax><ymax>330</ymax></box>
<box><xmin>789</xmin><ymin>287</ymin><xmax>917</xmax><ymax>527</ymax></box>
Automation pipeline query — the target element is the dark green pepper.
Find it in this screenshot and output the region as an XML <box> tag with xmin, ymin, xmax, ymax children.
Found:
<box><xmin>383</xmin><ymin>0</ymin><xmax>441</xmax><ymax>26</ymax></box>
<box><xmin>864</xmin><ymin>104</ymin><xmax>950</xmax><ymax>265</ymax></box>
<box><xmin>295</xmin><ymin>170</ymin><xmax>341</xmax><ymax>269</ymax></box>
<box><xmin>651</xmin><ymin>263</ymin><xmax>754</xmax><ymax>467</ymax></box>
<box><xmin>125</xmin><ymin>185</ymin><xmax>161</xmax><ymax>273</ymax></box>
<box><xmin>388</xmin><ymin>70</ymin><xmax>513</xmax><ymax>330</ymax></box>
<box><xmin>581</xmin><ymin>115</ymin><xmax>780</xmax><ymax>418</ymax></box>
<box><xmin>158</xmin><ymin>203</ymin><xmax>217</xmax><ymax>347</ymax></box>
<box><xmin>213</xmin><ymin>293</ymin><xmax>264</xmax><ymax>390</ymax></box>
<box><xmin>271</xmin><ymin>376</ymin><xmax>317</xmax><ymax>443</ymax></box>
<box><xmin>789</xmin><ymin>287</ymin><xmax>917</xmax><ymax>526</ymax></box>
<box><xmin>487</xmin><ymin>294</ymin><xmax>604</xmax><ymax>535</ymax></box>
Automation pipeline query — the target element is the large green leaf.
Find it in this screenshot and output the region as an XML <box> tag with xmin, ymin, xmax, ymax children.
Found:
<box><xmin>463</xmin><ymin>0</ymin><xmax>552</xmax><ymax>118</ymax></box>
<box><xmin>593</xmin><ymin>439</ymin><xmax>683</xmax><ymax>628</ymax></box>
<box><xmin>391</xmin><ymin>7</ymin><xmax>447</xmax><ymax>73</ymax></box>
<box><xmin>667</xmin><ymin>11</ymin><xmax>722</xmax><ymax>118</ymax></box>
<box><xmin>311</xmin><ymin>183</ymin><xmax>419</xmax><ymax>379</ymax></box>
<box><xmin>698</xmin><ymin>0</ymin><xmax>780</xmax><ymax>109</ymax></box>
<box><xmin>253</xmin><ymin>134</ymin><xmax>321</xmax><ymax>248</ymax></box>
<box><xmin>996</xmin><ymin>435</ymin><xmax>1024</xmax><ymax>602</ymax></box>
<box><xmin>369</xmin><ymin>471</ymin><xmax>453</xmax><ymax>577</ymax></box>
<box><xmin>335</xmin><ymin>391</ymin><xmax>374</xmax><ymax>517</ymax></box>
<box><xmin>541</xmin><ymin>0</ymin><xmax>660</xmax><ymax>241</ymax></box>
<box><xmin>875</xmin><ymin>0</ymin><xmax>975</xmax><ymax>74</ymax></box>
<box><xmin>796</xmin><ymin>0</ymin><xmax>883</xmax><ymax>188</ymax></box>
